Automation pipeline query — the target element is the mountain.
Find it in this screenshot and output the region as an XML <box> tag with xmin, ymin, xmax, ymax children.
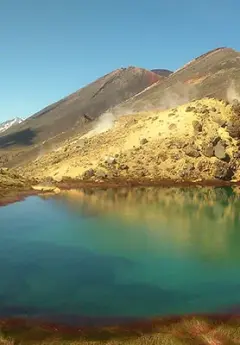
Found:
<box><xmin>0</xmin><ymin>67</ymin><xmax>161</xmax><ymax>158</ymax></box>
<box><xmin>151</xmin><ymin>69</ymin><xmax>173</xmax><ymax>77</ymax></box>
<box><xmin>113</xmin><ymin>47</ymin><xmax>240</xmax><ymax>114</ymax></box>
<box><xmin>2</xmin><ymin>47</ymin><xmax>240</xmax><ymax>169</ymax></box>
<box><xmin>0</xmin><ymin>117</ymin><xmax>23</xmax><ymax>134</ymax></box>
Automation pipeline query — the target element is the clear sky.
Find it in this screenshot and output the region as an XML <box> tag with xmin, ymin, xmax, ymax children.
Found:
<box><xmin>0</xmin><ymin>0</ymin><xmax>239</xmax><ymax>122</ymax></box>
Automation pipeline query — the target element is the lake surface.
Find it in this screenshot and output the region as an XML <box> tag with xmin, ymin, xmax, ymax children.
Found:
<box><xmin>0</xmin><ymin>186</ymin><xmax>240</xmax><ymax>324</ymax></box>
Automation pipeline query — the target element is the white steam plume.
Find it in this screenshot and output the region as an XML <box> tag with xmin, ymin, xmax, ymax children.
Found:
<box><xmin>227</xmin><ymin>81</ymin><xmax>240</xmax><ymax>103</ymax></box>
<box><xmin>91</xmin><ymin>82</ymin><xmax>196</xmax><ymax>134</ymax></box>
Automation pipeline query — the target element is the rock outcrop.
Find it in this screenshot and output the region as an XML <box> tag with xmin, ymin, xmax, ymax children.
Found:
<box><xmin>0</xmin><ymin>168</ymin><xmax>36</xmax><ymax>198</ymax></box>
<box><xmin>16</xmin><ymin>98</ymin><xmax>240</xmax><ymax>184</ymax></box>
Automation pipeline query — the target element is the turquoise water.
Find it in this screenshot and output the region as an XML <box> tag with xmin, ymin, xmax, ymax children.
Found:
<box><xmin>0</xmin><ymin>187</ymin><xmax>240</xmax><ymax>324</ymax></box>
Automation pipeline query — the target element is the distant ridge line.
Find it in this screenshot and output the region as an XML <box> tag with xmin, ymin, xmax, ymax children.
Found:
<box><xmin>173</xmin><ymin>47</ymin><xmax>233</xmax><ymax>74</ymax></box>
<box><xmin>194</xmin><ymin>47</ymin><xmax>232</xmax><ymax>62</ymax></box>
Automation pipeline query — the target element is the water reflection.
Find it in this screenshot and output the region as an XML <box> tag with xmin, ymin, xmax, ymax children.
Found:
<box><xmin>1</xmin><ymin>187</ymin><xmax>240</xmax><ymax>319</ymax></box>
<box><xmin>51</xmin><ymin>186</ymin><xmax>240</xmax><ymax>263</ymax></box>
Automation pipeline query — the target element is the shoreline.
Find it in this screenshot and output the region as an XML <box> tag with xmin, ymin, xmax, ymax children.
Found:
<box><xmin>0</xmin><ymin>312</ymin><xmax>239</xmax><ymax>343</ymax></box>
<box><xmin>0</xmin><ymin>188</ymin><xmax>41</xmax><ymax>207</ymax></box>
<box><xmin>0</xmin><ymin>178</ymin><xmax>239</xmax><ymax>207</ymax></box>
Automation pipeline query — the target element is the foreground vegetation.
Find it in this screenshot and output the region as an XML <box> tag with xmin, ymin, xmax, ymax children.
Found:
<box><xmin>0</xmin><ymin>316</ymin><xmax>240</xmax><ymax>345</ymax></box>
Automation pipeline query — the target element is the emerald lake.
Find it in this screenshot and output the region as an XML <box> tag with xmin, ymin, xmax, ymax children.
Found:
<box><xmin>0</xmin><ymin>187</ymin><xmax>240</xmax><ymax>325</ymax></box>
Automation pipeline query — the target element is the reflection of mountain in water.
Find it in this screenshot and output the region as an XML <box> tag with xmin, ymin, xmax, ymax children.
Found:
<box><xmin>52</xmin><ymin>187</ymin><xmax>240</xmax><ymax>263</ymax></box>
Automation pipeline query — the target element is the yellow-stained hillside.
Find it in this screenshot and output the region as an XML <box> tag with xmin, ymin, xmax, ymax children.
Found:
<box><xmin>18</xmin><ymin>98</ymin><xmax>240</xmax><ymax>183</ymax></box>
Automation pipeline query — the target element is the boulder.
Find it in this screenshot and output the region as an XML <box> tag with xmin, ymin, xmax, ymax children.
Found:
<box><xmin>211</xmin><ymin>114</ymin><xmax>226</xmax><ymax>127</ymax></box>
<box><xmin>202</xmin><ymin>143</ymin><xmax>214</xmax><ymax>157</ymax></box>
<box><xmin>32</xmin><ymin>185</ymin><xmax>60</xmax><ymax>193</ymax></box>
<box><xmin>192</xmin><ymin>120</ymin><xmax>202</xmax><ymax>132</ymax></box>
<box><xmin>214</xmin><ymin>142</ymin><xmax>227</xmax><ymax>160</ymax></box>
<box><xmin>180</xmin><ymin>162</ymin><xmax>195</xmax><ymax>178</ymax></box>
<box><xmin>105</xmin><ymin>156</ymin><xmax>116</xmax><ymax>164</ymax></box>
<box><xmin>208</xmin><ymin>135</ymin><xmax>221</xmax><ymax>146</ymax></box>
<box><xmin>119</xmin><ymin>164</ymin><xmax>129</xmax><ymax>170</ymax></box>
<box><xmin>140</xmin><ymin>138</ymin><xmax>148</xmax><ymax>145</ymax></box>
<box><xmin>168</xmin><ymin>123</ymin><xmax>177</xmax><ymax>130</ymax></box>
<box><xmin>95</xmin><ymin>169</ymin><xmax>107</xmax><ymax>179</ymax></box>
<box><xmin>199</xmin><ymin>105</ymin><xmax>209</xmax><ymax>115</ymax></box>
<box><xmin>196</xmin><ymin>159</ymin><xmax>210</xmax><ymax>173</ymax></box>
<box><xmin>185</xmin><ymin>106</ymin><xmax>196</xmax><ymax>112</ymax></box>
<box><xmin>175</xmin><ymin>140</ymin><xmax>186</xmax><ymax>149</ymax></box>
<box><xmin>227</xmin><ymin>119</ymin><xmax>240</xmax><ymax>139</ymax></box>
<box><xmin>213</xmin><ymin>161</ymin><xmax>234</xmax><ymax>180</ymax></box>
<box><xmin>0</xmin><ymin>167</ymin><xmax>9</xmax><ymax>174</ymax></box>
<box><xmin>233</xmin><ymin>151</ymin><xmax>240</xmax><ymax>159</ymax></box>
<box><xmin>82</xmin><ymin>168</ymin><xmax>95</xmax><ymax>179</ymax></box>
<box><xmin>183</xmin><ymin>145</ymin><xmax>201</xmax><ymax>158</ymax></box>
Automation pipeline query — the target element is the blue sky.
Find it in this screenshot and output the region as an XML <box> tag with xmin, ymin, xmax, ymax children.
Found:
<box><xmin>0</xmin><ymin>0</ymin><xmax>239</xmax><ymax>122</ymax></box>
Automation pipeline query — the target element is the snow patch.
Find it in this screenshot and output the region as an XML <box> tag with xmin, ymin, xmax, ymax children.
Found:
<box><xmin>0</xmin><ymin>117</ymin><xmax>24</xmax><ymax>134</ymax></box>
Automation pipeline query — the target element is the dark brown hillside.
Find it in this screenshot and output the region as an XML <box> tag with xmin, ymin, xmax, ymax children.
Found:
<box><xmin>0</xmin><ymin>67</ymin><xmax>160</xmax><ymax>148</ymax></box>
<box><xmin>114</xmin><ymin>48</ymin><xmax>240</xmax><ymax>113</ymax></box>
<box><xmin>0</xmin><ymin>67</ymin><xmax>161</xmax><ymax>167</ymax></box>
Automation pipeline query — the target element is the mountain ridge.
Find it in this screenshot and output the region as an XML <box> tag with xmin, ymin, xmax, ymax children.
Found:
<box><xmin>0</xmin><ymin>66</ymin><xmax>162</xmax><ymax>167</ymax></box>
<box><xmin>112</xmin><ymin>47</ymin><xmax>240</xmax><ymax>114</ymax></box>
<box><xmin>0</xmin><ymin>117</ymin><xmax>23</xmax><ymax>134</ymax></box>
<box><xmin>1</xmin><ymin>47</ymin><xmax>240</xmax><ymax>171</ymax></box>
<box><xmin>1</xmin><ymin>67</ymin><xmax>161</xmax><ymax>143</ymax></box>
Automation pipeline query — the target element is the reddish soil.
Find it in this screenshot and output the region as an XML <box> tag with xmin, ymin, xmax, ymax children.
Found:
<box><xmin>0</xmin><ymin>313</ymin><xmax>239</xmax><ymax>343</ymax></box>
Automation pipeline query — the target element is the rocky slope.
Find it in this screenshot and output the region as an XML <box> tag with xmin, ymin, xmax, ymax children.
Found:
<box><xmin>0</xmin><ymin>67</ymin><xmax>161</xmax><ymax>168</ymax></box>
<box><xmin>17</xmin><ymin>98</ymin><xmax>240</xmax><ymax>184</ymax></box>
<box><xmin>112</xmin><ymin>47</ymin><xmax>240</xmax><ymax>115</ymax></box>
